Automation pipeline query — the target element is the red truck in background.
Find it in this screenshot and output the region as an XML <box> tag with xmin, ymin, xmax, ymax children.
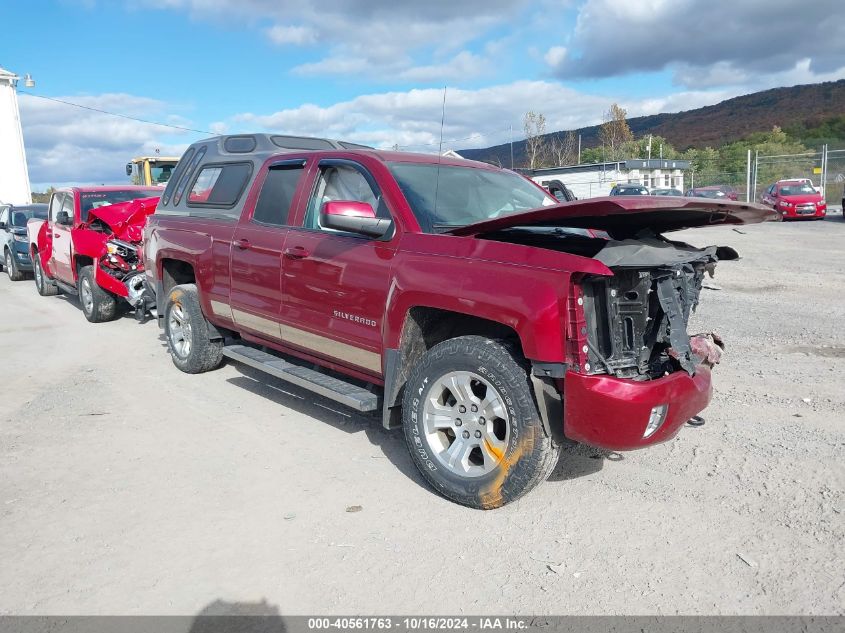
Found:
<box><xmin>144</xmin><ymin>134</ymin><xmax>777</xmax><ymax>509</ymax></box>
<box><xmin>27</xmin><ymin>186</ymin><xmax>161</xmax><ymax>322</ymax></box>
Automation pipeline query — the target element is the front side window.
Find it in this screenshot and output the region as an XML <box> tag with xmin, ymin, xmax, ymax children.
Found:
<box><xmin>388</xmin><ymin>162</ymin><xmax>554</xmax><ymax>232</ymax></box>
<box><xmin>49</xmin><ymin>194</ymin><xmax>64</xmax><ymax>222</ymax></box>
<box><xmin>303</xmin><ymin>163</ymin><xmax>386</xmax><ymax>230</ymax></box>
<box><xmin>61</xmin><ymin>193</ymin><xmax>75</xmax><ymax>222</ymax></box>
<box><xmin>188</xmin><ymin>163</ymin><xmax>252</xmax><ymax>207</ymax></box>
<box><xmin>253</xmin><ymin>165</ymin><xmax>306</xmax><ymax>226</ymax></box>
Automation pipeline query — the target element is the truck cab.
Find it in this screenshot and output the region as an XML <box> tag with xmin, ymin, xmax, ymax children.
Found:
<box><xmin>127</xmin><ymin>156</ymin><xmax>180</xmax><ymax>187</ymax></box>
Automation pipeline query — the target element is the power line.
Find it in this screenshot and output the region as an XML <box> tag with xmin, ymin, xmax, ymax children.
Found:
<box><xmin>18</xmin><ymin>90</ymin><xmax>213</xmax><ymax>136</ymax></box>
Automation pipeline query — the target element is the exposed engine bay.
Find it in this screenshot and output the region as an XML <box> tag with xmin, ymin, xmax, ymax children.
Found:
<box><xmin>82</xmin><ymin>197</ymin><xmax>158</xmax><ymax>318</ymax></box>
<box><xmin>480</xmin><ymin>227</ymin><xmax>736</xmax><ymax>380</ymax></box>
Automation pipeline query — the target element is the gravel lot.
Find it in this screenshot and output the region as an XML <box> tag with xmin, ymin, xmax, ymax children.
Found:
<box><xmin>1</xmin><ymin>215</ymin><xmax>843</xmax><ymax>616</ymax></box>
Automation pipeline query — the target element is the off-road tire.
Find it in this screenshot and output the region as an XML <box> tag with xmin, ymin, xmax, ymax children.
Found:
<box><xmin>164</xmin><ymin>283</ymin><xmax>224</xmax><ymax>374</ymax></box>
<box><xmin>5</xmin><ymin>249</ymin><xmax>24</xmax><ymax>281</ymax></box>
<box><xmin>79</xmin><ymin>265</ymin><xmax>118</xmax><ymax>323</ymax></box>
<box><xmin>402</xmin><ymin>335</ymin><xmax>560</xmax><ymax>509</ymax></box>
<box><xmin>33</xmin><ymin>255</ymin><xmax>59</xmax><ymax>296</ymax></box>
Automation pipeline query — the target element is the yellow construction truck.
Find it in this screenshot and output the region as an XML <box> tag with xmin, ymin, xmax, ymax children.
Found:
<box><xmin>126</xmin><ymin>156</ymin><xmax>180</xmax><ymax>187</ymax></box>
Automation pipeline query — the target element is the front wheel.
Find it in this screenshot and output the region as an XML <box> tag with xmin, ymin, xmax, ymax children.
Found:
<box><xmin>164</xmin><ymin>283</ymin><xmax>223</xmax><ymax>374</ymax></box>
<box><xmin>402</xmin><ymin>335</ymin><xmax>560</xmax><ymax>509</ymax></box>
<box><xmin>79</xmin><ymin>265</ymin><xmax>118</xmax><ymax>323</ymax></box>
<box><xmin>5</xmin><ymin>249</ymin><xmax>24</xmax><ymax>281</ymax></box>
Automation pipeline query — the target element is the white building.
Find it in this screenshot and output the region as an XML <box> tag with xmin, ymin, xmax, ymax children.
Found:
<box><xmin>0</xmin><ymin>66</ymin><xmax>32</xmax><ymax>205</ymax></box>
<box><xmin>526</xmin><ymin>159</ymin><xmax>690</xmax><ymax>200</ymax></box>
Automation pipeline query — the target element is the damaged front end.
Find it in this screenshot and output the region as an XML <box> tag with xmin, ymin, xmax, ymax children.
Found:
<box><xmin>82</xmin><ymin>197</ymin><xmax>159</xmax><ymax>319</ymax></box>
<box><xmin>580</xmin><ymin>236</ymin><xmax>731</xmax><ymax>380</ymax></box>
<box><xmin>450</xmin><ymin>196</ymin><xmax>778</xmax><ymax>450</ymax></box>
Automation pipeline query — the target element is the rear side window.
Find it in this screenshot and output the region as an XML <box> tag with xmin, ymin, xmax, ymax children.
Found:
<box><xmin>253</xmin><ymin>164</ymin><xmax>306</xmax><ymax>226</ymax></box>
<box><xmin>173</xmin><ymin>146</ymin><xmax>207</xmax><ymax>206</ymax></box>
<box><xmin>188</xmin><ymin>163</ymin><xmax>252</xmax><ymax>207</ymax></box>
<box><xmin>161</xmin><ymin>147</ymin><xmax>194</xmax><ymax>207</ymax></box>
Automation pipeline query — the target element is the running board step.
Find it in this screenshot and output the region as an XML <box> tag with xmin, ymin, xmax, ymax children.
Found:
<box><xmin>222</xmin><ymin>344</ymin><xmax>378</xmax><ymax>412</ymax></box>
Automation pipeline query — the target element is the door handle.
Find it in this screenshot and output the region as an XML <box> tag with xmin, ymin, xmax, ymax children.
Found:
<box><xmin>284</xmin><ymin>246</ymin><xmax>310</xmax><ymax>259</ymax></box>
<box><xmin>53</xmin><ymin>233</ymin><xmax>61</xmax><ymax>238</ymax></box>
<box><xmin>234</xmin><ymin>238</ymin><xmax>251</xmax><ymax>250</ymax></box>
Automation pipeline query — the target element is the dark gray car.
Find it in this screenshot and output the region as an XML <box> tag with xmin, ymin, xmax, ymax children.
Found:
<box><xmin>0</xmin><ymin>204</ymin><xmax>48</xmax><ymax>281</ymax></box>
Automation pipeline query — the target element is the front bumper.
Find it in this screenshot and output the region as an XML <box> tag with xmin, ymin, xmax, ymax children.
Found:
<box><xmin>12</xmin><ymin>243</ymin><xmax>33</xmax><ymax>271</ymax></box>
<box><xmin>561</xmin><ymin>365</ymin><xmax>712</xmax><ymax>451</ymax></box>
<box><xmin>780</xmin><ymin>205</ymin><xmax>826</xmax><ymax>219</ymax></box>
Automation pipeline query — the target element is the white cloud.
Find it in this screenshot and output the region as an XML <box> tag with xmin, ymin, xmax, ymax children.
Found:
<box><xmin>228</xmin><ymin>80</ymin><xmax>744</xmax><ymax>152</ymax></box>
<box><xmin>550</xmin><ymin>0</ymin><xmax>845</xmax><ymax>88</ymax></box>
<box><xmin>544</xmin><ymin>46</ymin><xmax>567</xmax><ymax>68</ymax></box>
<box><xmin>19</xmin><ymin>93</ymin><xmax>196</xmax><ymax>188</ymax></box>
<box><xmin>147</xmin><ymin>0</ymin><xmax>528</xmax><ymax>80</ymax></box>
<box><xmin>265</xmin><ymin>24</ymin><xmax>317</xmax><ymax>46</ymax></box>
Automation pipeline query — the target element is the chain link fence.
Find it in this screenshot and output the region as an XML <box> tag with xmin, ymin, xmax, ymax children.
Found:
<box><xmin>686</xmin><ymin>165</ymin><xmax>748</xmax><ymax>199</ymax></box>
<box><xmin>751</xmin><ymin>151</ymin><xmax>822</xmax><ymax>202</ymax></box>
<box><xmin>825</xmin><ymin>149</ymin><xmax>845</xmax><ymax>211</ymax></box>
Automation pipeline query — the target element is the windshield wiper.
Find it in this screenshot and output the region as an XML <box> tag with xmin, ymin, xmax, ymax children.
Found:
<box><xmin>431</xmin><ymin>223</ymin><xmax>466</xmax><ymax>233</ymax></box>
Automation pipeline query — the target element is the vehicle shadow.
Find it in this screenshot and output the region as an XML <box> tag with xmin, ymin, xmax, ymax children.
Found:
<box><xmin>223</xmin><ymin>352</ymin><xmax>609</xmax><ymax>494</ymax></box>
<box><xmin>547</xmin><ymin>442</ymin><xmax>623</xmax><ymax>482</ymax></box>
<box><xmin>189</xmin><ymin>598</ymin><xmax>285</xmax><ymax>633</ymax></box>
<box><xmin>55</xmin><ymin>292</ymin><xmax>150</xmax><ymax>322</ymax></box>
<box><xmin>224</xmin><ymin>361</ymin><xmax>426</xmax><ymax>491</ymax></box>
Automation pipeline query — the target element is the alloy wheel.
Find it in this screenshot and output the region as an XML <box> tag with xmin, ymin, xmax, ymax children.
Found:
<box><xmin>422</xmin><ymin>370</ymin><xmax>510</xmax><ymax>477</ymax></box>
<box><xmin>168</xmin><ymin>303</ymin><xmax>193</xmax><ymax>358</ymax></box>
<box><xmin>80</xmin><ymin>278</ymin><xmax>94</xmax><ymax>315</ymax></box>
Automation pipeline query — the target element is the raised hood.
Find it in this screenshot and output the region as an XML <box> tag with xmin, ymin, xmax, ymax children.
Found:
<box><xmin>85</xmin><ymin>196</ymin><xmax>160</xmax><ymax>241</ymax></box>
<box><xmin>446</xmin><ymin>196</ymin><xmax>778</xmax><ymax>239</ymax></box>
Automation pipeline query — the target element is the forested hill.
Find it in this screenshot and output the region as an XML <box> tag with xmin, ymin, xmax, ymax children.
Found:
<box><xmin>459</xmin><ymin>80</ymin><xmax>845</xmax><ymax>165</ymax></box>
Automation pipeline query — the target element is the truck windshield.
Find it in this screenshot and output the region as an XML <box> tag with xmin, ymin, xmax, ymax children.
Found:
<box><xmin>388</xmin><ymin>162</ymin><xmax>555</xmax><ymax>232</ymax></box>
<box><xmin>80</xmin><ymin>190</ymin><xmax>160</xmax><ymax>222</ymax></box>
<box><xmin>150</xmin><ymin>163</ymin><xmax>178</xmax><ymax>185</ymax></box>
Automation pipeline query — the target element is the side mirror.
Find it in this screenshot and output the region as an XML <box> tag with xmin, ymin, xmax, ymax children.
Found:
<box><xmin>56</xmin><ymin>211</ymin><xmax>71</xmax><ymax>225</ymax></box>
<box><xmin>126</xmin><ymin>163</ymin><xmax>133</xmax><ymax>176</ymax></box>
<box><xmin>0</xmin><ymin>222</ymin><xmax>6</xmax><ymax>230</ymax></box>
<box><xmin>320</xmin><ymin>201</ymin><xmax>392</xmax><ymax>239</ymax></box>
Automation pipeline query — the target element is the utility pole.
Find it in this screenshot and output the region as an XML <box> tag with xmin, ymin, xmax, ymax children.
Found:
<box><xmin>753</xmin><ymin>149</ymin><xmax>759</xmax><ymax>202</ymax></box>
<box><xmin>647</xmin><ymin>135</ymin><xmax>652</xmax><ymax>160</ymax></box>
<box><xmin>509</xmin><ymin>124</ymin><xmax>514</xmax><ymax>170</ymax></box>
<box><xmin>577</xmin><ymin>134</ymin><xmax>581</xmax><ymax>165</ymax></box>
<box><xmin>821</xmin><ymin>144</ymin><xmax>828</xmax><ymax>198</ymax></box>
<box><xmin>745</xmin><ymin>149</ymin><xmax>752</xmax><ymax>202</ymax></box>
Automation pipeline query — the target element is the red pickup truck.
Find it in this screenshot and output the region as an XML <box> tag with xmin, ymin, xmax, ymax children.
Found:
<box><xmin>144</xmin><ymin>134</ymin><xmax>776</xmax><ymax>509</ymax></box>
<box><xmin>28</xmin><ymin>186</ymin><xmax>161</xmax><ymax>322</ymax></box>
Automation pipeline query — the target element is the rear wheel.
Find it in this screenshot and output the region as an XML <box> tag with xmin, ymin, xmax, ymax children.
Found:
<box><xmin>33</xmin><ymin>255</ymin><xmax>59</xmax><ymax>296</ymax></box>
<box><xmin>164</xmin><ymin>283</ymin><xmax>223</xmax><ymax>374</ymax></box>
<box><xmin>78</xmin><ymin>265</ymin><xmax>118</xmax><ymax>323</ymax></box>
<box><xmin>402</xmin><ymin>335</ymin><xmax>560</xmax><ymax>509</ymax></box>
<box><xmin>5</xmin><ymin>249</ymin><xmax>24</xmax><ymax>281</ymax></box>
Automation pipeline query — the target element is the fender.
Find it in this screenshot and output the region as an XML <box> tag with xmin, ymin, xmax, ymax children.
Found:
<box><xmin>71</xmin><ymin>227</ymin><xmax>108</xmax><ymax>260</ymax></box>
<box><xmin>385</xmin><ymin>234</ymin><xmax>612</xmax><ymax>363</ymax></box>
<box><xmin>151</xmin><ymin>227</ymin><xmax>223</xmax><ymax>320</ymax></box>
